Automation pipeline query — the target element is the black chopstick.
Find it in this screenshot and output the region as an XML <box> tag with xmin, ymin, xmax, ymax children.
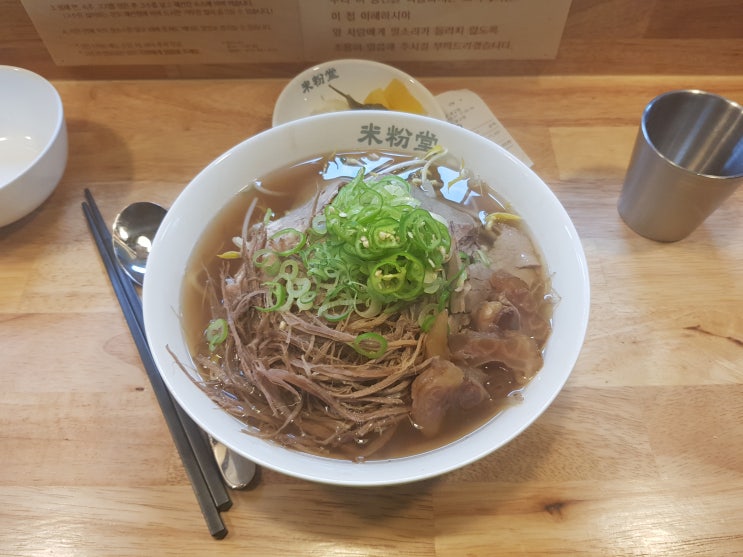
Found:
<box><xmin>82</xmin><ymin>190</ymin><xmax>230</xmax><ymax>539</ymax></box>
<box><xmin>82</xmin><ymin>198</ymin><xmax>229</xmax><ymax>537</ymax></box>
<box><xmin>82</xmin><ymin>189</ymin><xmax>232</xmax><ymax>514</ymax></box>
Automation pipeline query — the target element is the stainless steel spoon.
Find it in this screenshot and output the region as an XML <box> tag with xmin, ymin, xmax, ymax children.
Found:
<box><xmin>112</xmin><ymin>201</ymin><xmax>166</xmax><ymax>286</ymax></box>
<box><xmin>112</xmin><ymin>201</ymin><xmax>257</xmax><ymax>490</ymax></box>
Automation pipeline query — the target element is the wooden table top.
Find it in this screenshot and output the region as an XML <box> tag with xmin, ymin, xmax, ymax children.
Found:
<box><xmin>2</xmin><ymin>74</ymin><xmax>742</xmax><ymax>556</ymax></box>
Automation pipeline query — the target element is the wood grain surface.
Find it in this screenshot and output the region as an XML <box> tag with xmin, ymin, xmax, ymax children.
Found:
<box><xmin>1</xmin><ymin>74</ymin><xmax>742</xmax><ymax>555</ymax></box>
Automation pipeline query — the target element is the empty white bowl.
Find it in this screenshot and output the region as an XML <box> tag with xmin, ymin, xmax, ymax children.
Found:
<box><xmin>0</xmin><ymin>66</ymin><xmax>67</xmax><ymax>227</ymax></box>
<box><xmin>273</xmin><ymin>59</ymin><xmax>446</xmax><ymax>126</ymax></box>
<box><xmin>144</xmin><ymin>111</ymin><xmax>590</xmax><ymax>486</ymax></box>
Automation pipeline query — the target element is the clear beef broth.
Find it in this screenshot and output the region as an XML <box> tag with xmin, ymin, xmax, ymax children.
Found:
<box><xmin>182</xmin><ymin>150</ymin><xmax>552</xmax><ymax>461</ymax></box>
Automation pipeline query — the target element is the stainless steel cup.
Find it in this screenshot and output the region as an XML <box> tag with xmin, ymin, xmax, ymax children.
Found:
<box><xmin>618</xmin><ymin>90</ymin><xmax>743</xmax><ymax>241</ymax></box>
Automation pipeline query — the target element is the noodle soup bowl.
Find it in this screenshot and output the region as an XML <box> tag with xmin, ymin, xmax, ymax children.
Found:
<box><xmin>143</xmin><ymin>111</ymin><xmax>590</xmax><ymax>486</ymax></box>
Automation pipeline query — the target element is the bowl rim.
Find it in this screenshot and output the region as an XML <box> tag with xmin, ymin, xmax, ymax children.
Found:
<box><xmin>143</xmin><ymin>111</ymin><xmax>590</xmax><ymax>486</ymax></box>
<box><xmin>272</xmin><ymin>58</ymin><xmax>446</xmax><ymax>126</ymax></box>
<box><xmin>0</xmin><ymin>65</ymin><xmax>66</xmax><ymax>189</ymax></box>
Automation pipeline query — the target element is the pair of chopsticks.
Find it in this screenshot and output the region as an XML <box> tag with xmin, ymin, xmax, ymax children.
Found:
<box><xmin>82</xmin><ymin>188</ymin><xmax>231</xmax><ymax>539</ymax></box>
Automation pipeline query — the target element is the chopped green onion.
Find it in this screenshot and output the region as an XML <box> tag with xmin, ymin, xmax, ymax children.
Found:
<box><xmin>417</xmin><ymin>303</ymin><xmax>439</xmax><ymax>331</ymax></box>
<box><xmin>253</xmin><ymin>248</ymin><xmax>281</xmax><ymax>276</ymax></box>
<box><xmin>420</xmin><ymin>315</ymin><xmax>437</xmax><ymax>332</ymax></box>
<box><xmin>270</xmin><ymin>227</ymin><xmax>306</xmax><ymax>256</ymax></box>
<box><xmin>205</xmin><ymin>318</ymin><xmax>229</xmax><ymax>352</ymax></box>
<box><xmin>254</xmin><ymin>167</ymin><xmax>453</xmax><ymax>318</ymax></box>
<box><xmin>317</xmin><ymin>297</ymin><xmax>354</xmax><ymax>322</ymax></box>
<box><xmin>256</xmin><ymin>281</ymin><xmax>289</xmax><ymax>312</ymax></box>
<box><xmin>278</xmin><ymin>259</ymin><xmax>300</xmax><ymax>281</ymax></box>
<box><xmin>296</xmin><ymin>290</ymin><xmax>317</xmax><ymax>311</ymax></box>
<box><xmin>310</xmin><ymin>213</ymin><xmax>327</xmax><ymax>235</ymax></box>
<box><xmin>354</xmin><ymin>296</ymin><xmax>383</xmax><ymax>319</ymax></box>
<box><xmin>262</xmin><ymin>208</ymin><xmax>274</xmax><ymax>225</ymax></box>
<box><xmin>286</xmin><ymin>276</ymin><xmax>311</xmax><ymax>298</ymax></box>
<box><xmin>474</xmin><ymin>248</ymin><xmax>490</xmax><ymax>267</ymax></box>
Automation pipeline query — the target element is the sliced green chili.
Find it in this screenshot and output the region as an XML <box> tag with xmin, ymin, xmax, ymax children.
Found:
<box><xmin>351</xmin><ymin>332</ymin><xmax>388</xmax><ymax>359</ymax></box>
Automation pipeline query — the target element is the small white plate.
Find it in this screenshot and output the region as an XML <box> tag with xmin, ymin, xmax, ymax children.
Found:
<box><xmin>272</xmin><ymin>59</ymin><xmax>446</xmax><ymax>127</ymax></box>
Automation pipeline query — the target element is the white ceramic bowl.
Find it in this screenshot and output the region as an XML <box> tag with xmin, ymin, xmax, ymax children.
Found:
<box><xmin>273</xmin><ymin>59</ymin><xmax>446</xmax><ymax>126</ymax></box>
<box><xmin>0</xmin><ymin>66</ymin><xmax>67</xmax><ymax>227</ymax></box>
<box><xmin>143</xmin><ymin>111</ymin><xmax>590</xmax><ymax>486</ymax></box>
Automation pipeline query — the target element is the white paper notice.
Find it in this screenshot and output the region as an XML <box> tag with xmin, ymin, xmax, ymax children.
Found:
<box><xmin>437</xmin><ymin>89</ymin><xmax>532</xmax><ymax>167</ymax></box>
<box><xmin>20</xmin><ymin>0</ymin><xmax>302</xmax><ymax>65</ymax></box>
<box><xmin>22</xmin><ymin>0</ymin><xmax>572</xmax><ymax>66</ymax></box>
<box><xmin>299</xmin><ymin>0</ymin><xmax>572</xmax><ymax>62</ymax></box>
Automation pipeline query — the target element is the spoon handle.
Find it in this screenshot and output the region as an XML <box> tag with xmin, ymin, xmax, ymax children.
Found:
<box><xmin>210</xmin><ymin>437</ymin><xmax>257</xmax><ymax>490</ymax></box>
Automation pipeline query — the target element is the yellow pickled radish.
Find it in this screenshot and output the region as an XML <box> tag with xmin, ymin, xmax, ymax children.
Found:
<box><xmin>363</xmin><ymin>78</ymin><xmax>426</xmax><ymax>115</ymax></box>
<box><xmin>363</xmin><ymin>88</ymin><xmax>388</xmax><ymax>107</ymax></box>
<box><xmin>384</xmin><ymin>78</ymin><xmax>426</xmax><ymax>114</ymax></box>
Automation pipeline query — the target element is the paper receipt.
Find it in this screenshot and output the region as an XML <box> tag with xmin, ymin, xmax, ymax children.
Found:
<box><xmin>436</xmin><ymin>89</ymin><xmax>533</xmax><ymax>168</ymax></box>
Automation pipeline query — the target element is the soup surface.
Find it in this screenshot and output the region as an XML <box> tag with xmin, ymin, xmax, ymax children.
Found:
<box><xmin>182</xmin><ymin>150</ymin><xmax>554</xmax><ymax>460</ymax></box>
